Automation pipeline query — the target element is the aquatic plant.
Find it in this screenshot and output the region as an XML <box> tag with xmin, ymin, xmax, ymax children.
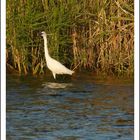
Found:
<box><xmin>6</xmin><ymin>0</ymin><xmax>134</xmax><ymax>77</ymax></box>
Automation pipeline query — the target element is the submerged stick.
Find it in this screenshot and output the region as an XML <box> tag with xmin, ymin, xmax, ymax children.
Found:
<box><xmin>72</xmin><ymin>62</ymin><xmax>81</xmax><ymax>71</ymax></box>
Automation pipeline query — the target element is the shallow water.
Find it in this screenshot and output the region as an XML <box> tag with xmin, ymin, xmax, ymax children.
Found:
<box><xmin>6</xmin><ymin>73</ymin><xmax>134</xmax><ymax>140</ymax></box>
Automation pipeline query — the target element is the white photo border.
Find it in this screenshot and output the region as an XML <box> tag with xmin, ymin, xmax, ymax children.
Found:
<box><xmin>1</xmin><ymin>0</ymin><xmax>6</xmax><ymax>140</ymax></box>
<box><xmin>1</xmin><ymin>0</ymin><xmax>139</xmax><ymax>140</ymax></box>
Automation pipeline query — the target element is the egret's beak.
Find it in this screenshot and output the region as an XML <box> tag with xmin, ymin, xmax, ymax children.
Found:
<box><xmin>46</xmin><ymin>33</ymin><xmax>53</xmax><ymax>36</ymax></box>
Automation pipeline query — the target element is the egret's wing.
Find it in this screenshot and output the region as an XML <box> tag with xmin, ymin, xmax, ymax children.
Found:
<box><xmin>47</xmin><ymin>58</ymin><xmax>74</xmax><ymax>75</ymax></box>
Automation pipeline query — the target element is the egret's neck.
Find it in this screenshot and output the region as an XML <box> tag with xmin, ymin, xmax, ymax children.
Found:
<box><xmin>43</xmin><ymin>35</ymin><xmax>50</xmax><ymax>59</ymax></box>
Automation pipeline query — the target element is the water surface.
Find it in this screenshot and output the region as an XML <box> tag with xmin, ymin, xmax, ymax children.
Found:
<box><xmin>6</xmin><ymin>73</ymin><xmax>134</xmax><ymax>140</ymax></box>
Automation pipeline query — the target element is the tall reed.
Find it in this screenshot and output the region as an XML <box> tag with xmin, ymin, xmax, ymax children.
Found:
<box><xmin>6</xmin><ymin>0</ymin><xmax>134</xmax><ymax>77</ymax></box>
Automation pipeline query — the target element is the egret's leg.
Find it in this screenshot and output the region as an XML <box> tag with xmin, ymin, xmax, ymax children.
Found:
<box><xmin>52</xmin><ymin>72</ymin><xmax>56</xmax><ymax>79</ymax></box>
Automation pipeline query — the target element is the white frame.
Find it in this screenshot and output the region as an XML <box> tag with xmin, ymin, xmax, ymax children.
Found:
<box><xmin>1</xmin><ymin>0</ymin><xmax>139</xmax><ymax>139</ymax></box>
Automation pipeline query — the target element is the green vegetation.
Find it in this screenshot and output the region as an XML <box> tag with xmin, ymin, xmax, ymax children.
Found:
<box><xmin>6</xmin><ymin>0</ymin><xmax>134</xmax><ymax>77</ymax></box>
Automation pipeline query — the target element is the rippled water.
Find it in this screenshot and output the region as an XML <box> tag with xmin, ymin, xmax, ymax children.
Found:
<box><xmin>6</xmin><ymin>73</ymin><xmax>134</xmax><ymax>140</ymax></box>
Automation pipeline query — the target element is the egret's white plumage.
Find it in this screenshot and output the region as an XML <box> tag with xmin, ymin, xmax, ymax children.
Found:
<box><xmin>41</xmin><ymin>31</ymin><xmax>74</xmax><ymax>79</ymax></box>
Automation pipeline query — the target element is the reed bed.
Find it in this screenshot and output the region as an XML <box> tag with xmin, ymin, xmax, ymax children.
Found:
<box><xmin>6</xmin><ymin>0</ymin><xmax>134</xmax><ymax>77</ymax></box>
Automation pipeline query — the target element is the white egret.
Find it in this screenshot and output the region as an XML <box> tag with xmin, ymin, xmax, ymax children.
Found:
<box><xmin>40</xmin><ymin>31</ymin><xmax>74</xmax><ymax>79</ymax></box>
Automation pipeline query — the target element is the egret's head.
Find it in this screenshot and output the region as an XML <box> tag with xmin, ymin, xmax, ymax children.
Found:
<box><xmin>40</xmin><ymin>31</ymin><xmax>47</xmax><ymax>37</ymax></box>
